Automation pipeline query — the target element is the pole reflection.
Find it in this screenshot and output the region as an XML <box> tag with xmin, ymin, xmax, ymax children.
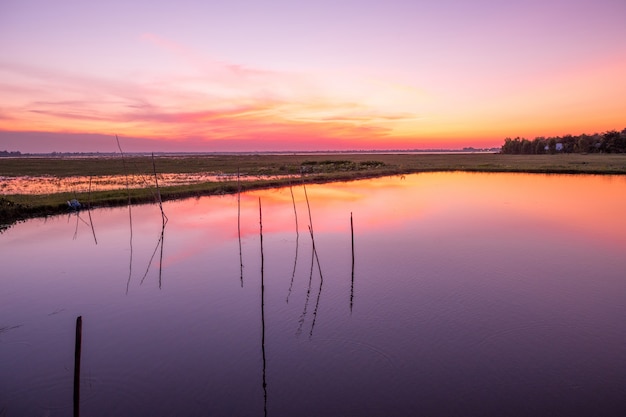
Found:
<box><xmin>286</xmin><ymin>180</ymin><xmax>300</xmax><ymax>304</ymax></box>
<box><xmin>285</xmin><ymin>232</ymin><xmax>299</xmax><ymax>304</ymax></box>
<box><xmin>296</xmin><ymin>243</ymin><xmax>316</xmax><ymax>337</ymax></box>
<box><xmin>259</xmin><ymin>198</ymin><xmax>268</xmax><ymax>417</ymax></box>
<box><xmin>308</xmin><ymin>225</ymin><xmax>324</xmax><ymax>339</ymax></box>
<box><xmin>139</xmin><ymin>219</ymin><xmax>167</xmax><ymax>289</ymax></box>
<box><xmin>70</xmin><ymin>211</ymin><xmax>92</xmax><ymax>241</ymax></box>
<box><xmin>117</xmin><ymin>135</ymin><xmax>134</xmax><ymax>295</ymax></box>
<box><xmin>296</xmin><ymin>179</ymin><xmax>325</xmax><ymax>338</ymax></box>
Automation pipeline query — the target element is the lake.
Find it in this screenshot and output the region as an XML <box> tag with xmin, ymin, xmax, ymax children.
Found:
<box><xmin>1</xmin><ymin>172</ymin><xmax>626</xmax><ymax>416</ymax></box>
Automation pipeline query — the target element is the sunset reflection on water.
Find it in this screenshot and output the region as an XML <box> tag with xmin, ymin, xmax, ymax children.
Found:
<box><xmin>0</xmin><ymin>173</ymin><xmax>294</xmax><ymax>195</ymax></box>
<box><xmin>230</xmin><ymin>172</ymin><xmax>626</xmax><ymax>245</ymax></box>
<box><xmin>1</xmin><ymin>172</ymin><xmax>625</xmax><ymax>417</ymax></box>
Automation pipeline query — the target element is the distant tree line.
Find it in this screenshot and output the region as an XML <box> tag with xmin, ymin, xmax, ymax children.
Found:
<box><xmin>500</xmin><ymin>128</ymin><xmax>626</xmax><ymax>154</ymax></box>
<box><xmin>0</xmin><ymin>150</ymin><xmax>22</xmax><ymax>157</ymax></box>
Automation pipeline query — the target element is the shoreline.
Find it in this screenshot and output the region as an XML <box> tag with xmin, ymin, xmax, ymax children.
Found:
<box><xmin>2</xmin><ymin>153</ymin><xmax>626</xmax><ymax>229</ymax></box>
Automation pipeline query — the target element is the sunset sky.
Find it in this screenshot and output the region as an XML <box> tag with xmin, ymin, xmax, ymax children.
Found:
<box><xmin>1</xmin><ymin>0</ymin><xmax>625</xmax><ymax>152</ymax></box>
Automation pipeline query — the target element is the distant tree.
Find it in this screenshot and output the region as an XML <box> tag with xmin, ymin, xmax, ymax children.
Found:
<box><xmin>533</xmin><ymin>137</ymin><xmax>546</xmax><ymax>154</ymax></box>
<box><xmin>590</xmin><ymin>134</ymin><xmax>603</xmax><ymax>153</ymax></box>
<box><xmin>547</xmin><ymin>138</ymin><xmax>557</xmax><ymax>154</ymax></box>
<box><xmin>501</xmin><ymin>138</ymin><xmax>512</xmax><ymax>154</ymax></box>
<box><xmin>499</xmin><ymin>128</ymin><xmax>626</xmax><ymax>154</ymax></box>
<box><xmin>576</xmin><ymin>135</ymin><xmax>591</xmax><ymax>153</ymax></box>
<box><xmin>502</xmin><ymin>137</ymin><xmax>522</xmax><ymax>154</ymax></box>
<box><xmin>561</xmin><ymin>135</ymin><xmax>576</xmax><ymax>153</ymax></box>
<box><xmin>603</xmin><ymin>130</ymin><xmax>626</xmax><ymax>153</ymax></box>
<box><xmin>602</xmin><ymin>130</ymin><xmax>620</xmax><ymax>153</ymax></box>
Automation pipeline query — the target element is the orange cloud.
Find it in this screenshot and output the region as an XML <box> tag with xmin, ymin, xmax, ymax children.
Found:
<box><xmin>2</xmin><ymin>32</ymin><xmax>624</xmax><ymax>151</ymax></box>
<box><xmin>0</xmin><ymin>32</ymin><xmax>430</xmax><ymax>150</ymax></box>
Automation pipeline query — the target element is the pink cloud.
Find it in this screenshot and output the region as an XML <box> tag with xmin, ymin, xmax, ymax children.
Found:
<box><xmin>0</xmin><ymin>37</ymin><xmax>427</xmax><ymax>152</ymax></box>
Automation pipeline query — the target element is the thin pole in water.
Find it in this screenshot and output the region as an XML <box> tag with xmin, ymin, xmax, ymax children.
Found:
<box><xmin>87</xmin><ymin>176</ymin><xmax>97</xmax><ymax>245</ymax></box>
<box><xmin>350</xmin><ymin>212</ymin><xmax>355</xmax><ymax>313</ymax></box>
<box><xmin>286</xmin><ymin>176</ymin><xmax>300</xmax><ymax>304</ymax></box>
<box><xmin>73</xmin><ymin>316</ymin><xmax>82</xmax><ymax>417</ymax></box>
<box><xmin>238</xmin><ymin>167</ymin><xmax>243</xmax><ymax>287</ymax></box>
<box><xmin>116</xmin><ymin>135</ymin><xmax>133</xmax><ymax>294</ymax></box>
<box><xmin>259</xmin><ymin>198</ymin><xmax>268</xmax><ymax>416</ymax></box>
<box><xmin>151</xmin><ymin>152</ymin><xmax>167</xmax><ymax>223</ymax></box>
<box><xmin>151</xmin><ymin>152</ymin><xmax>168</xmax><ymax>289</ymax></box>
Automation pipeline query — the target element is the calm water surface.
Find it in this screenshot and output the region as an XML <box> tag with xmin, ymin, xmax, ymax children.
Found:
<box><xmin>1</xmin><ymin>172</ymin><xmax>626</xmax><ymax>416</ymax></box>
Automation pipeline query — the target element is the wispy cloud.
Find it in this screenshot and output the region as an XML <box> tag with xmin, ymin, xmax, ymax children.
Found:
<box><xmin>0</xmin><ymin>36</ymin><xmax>423</xmax><ymax>149</ymax></box>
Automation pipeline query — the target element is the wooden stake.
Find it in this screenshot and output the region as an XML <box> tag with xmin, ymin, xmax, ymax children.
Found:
<box><xmin>286</xmin><ymin>177</ymin><xmax>300</xmax><ymax>303</ymax></box>
<box><xmin>116</xmin><ymin>135</ymin><xmax>134</xmax><ymax>294</ymax></box>
<box><xmin>151</xmin><ymin>153</ymin><xmax>168</xmax><ymax>223</ymax></box>
<box><xmin>73</xmin><ymin>316</ymin><xmax>82</xmax><ymax>417</ymax></box>
<box><xmin>350</xmin><ymin>212</ymin><xmax>355</xmax><ymax>313</ymax></box>
<box><xmin>238</xmin><ymin>167</ymin><xmax>243</xmax><ymax>287</ymax></box>
<box><xmin>259</xmin><ymin>198</ymin><xmax>268</xmax><ymax>415</ymax></box>
<box><xmin>87</xmin><ymin>176</ymin><xmax>97</xmax><ymax>245</ymax></box>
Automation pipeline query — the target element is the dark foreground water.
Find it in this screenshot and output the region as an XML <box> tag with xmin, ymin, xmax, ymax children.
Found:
<box><xmin>1</xmin><ymin>172</ymin><xmax>626</xmax><ymax>417</ymax></box>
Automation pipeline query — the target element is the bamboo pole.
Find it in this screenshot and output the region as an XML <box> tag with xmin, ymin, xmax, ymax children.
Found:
<box><xmin>73</xmin><ymin>316</ymin><xmax>82</xmax><ymax>417</ymax></box>
<box><xmin>151</xmin><ymin>153</ymin><xmax>168</xmax><ymax>289</ymax></box>
<box><xmin>309</xmin><ymin>225</ymin><xmax>324</xmax><ymax>338</ymax></box>
<box><xmin>300</xmin><ymin>175</ymin><xmax>324</xmax><ymax>338</ymax></box>
<box><xmin>259</xmin><ymin>198</ymin><xmax>268</xmax><ymax>416</ymax></box>
<box><xmin>289</xmin><ymin>178</ymin><xmax>299</xmax><ymax>236</ymax></box>
<box><xmin>151</xmin><ymin>153</ymin><xmax>167</xmax><ymax>223</ymax></box>
<box><xmin>87</xmin><ymin>176</ymin><xmax>97</xmax><ymax>245</ymax></box>
<box><xmin>286</xmin><ymin>177</ymin><xmax>300</xmax><ymax>303</ymax></box>
<box><xmin>350</xmin><ymin>212</ymin><xmax>355</xmax><ymax>313</ymax></box>
<box><xmin>116</xmin><ymin>135</ymin><xmax>134</xmax><ymax>294</ymax></box>
<box><xmin>238</xmin><ymin>167</ymin><xmax>243</xmax><ymax>287</ymax></box>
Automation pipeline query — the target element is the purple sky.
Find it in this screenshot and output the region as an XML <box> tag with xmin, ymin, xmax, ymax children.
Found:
<box><xmin>1</xmin><ymin>0</ymin><xmax>625</xmax><ymax>152</ymax></box>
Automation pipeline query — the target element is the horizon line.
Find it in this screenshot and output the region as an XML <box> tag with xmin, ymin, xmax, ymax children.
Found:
<box><xmin>1</xmin><ymin>147</ymin><xmax>501</xmax><ymax>156</ymax></box>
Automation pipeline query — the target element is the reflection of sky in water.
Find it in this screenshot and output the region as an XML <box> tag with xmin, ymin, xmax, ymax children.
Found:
<box><xmin>0</xmin><ymin>173</ymin><xmax>295</xmax><ymax>194</ymax></box>
<box><xmin>1</xmin><ymin>172</ymin><xmax>625</xmax><ymax>416</ymax></box>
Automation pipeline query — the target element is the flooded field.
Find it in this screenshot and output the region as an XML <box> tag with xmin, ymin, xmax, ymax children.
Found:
<box><xmin>0</xmin><ymin>173</ymin><xmax>293</xmax><ymax>195</ymax></box>
<box><xmin>1</xmin><ymin>172</ymin><xmax>625</xmax><ymax>416</ymax></box>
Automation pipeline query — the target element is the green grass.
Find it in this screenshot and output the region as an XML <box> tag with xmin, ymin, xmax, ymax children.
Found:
<box><xmin>2</xmin><ymin>153</ymin><xmax>626</xmax><ymax>228</ymax></box>
<box><xmin>3</xmin><ymin>153</ymin><xmax>626</xmax><ymax>177</ymax></box>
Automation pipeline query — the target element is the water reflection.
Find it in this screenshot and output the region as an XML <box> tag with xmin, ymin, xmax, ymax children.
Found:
<box><xmin>86</xmin><ymin>211</ymin><xmax>98</xmax><ymax>246</ymax></box>
<box><xmin>1</xmin><ymin>172</ymin><xmax>626</xmax><ymax>416</ymax></box>
<box><xmin>285</xmin><ymin>231</ymin><xmax>299</xmax><ymax>304</ymax></box>
<box><xmin>139</xmin><ymin>219</ymin><xmax>167</xmax><ymax>289</ymax></box>
<box><xmin>0</xmin><ymin>173</ymin><xmax>298</xmax><ymax>195</ymax></box>
<box><xmin>259</xmin><ymin>198</ymin><xmax>268</xmax><ymax>417</ymax></box>
<box><xmin>294</xmin><ymin>180</ymin><xmax>326</xmax><ymax>339</ymax></box>
<box><xmin>69</xmin><ymin>212</ymin><xmax>91</xmax><ymax>241</ymax></box>
<box><xmin>285</xmin><ymin>180</ymin><xmax>300</xmax><ymax>304</ymax></box>
<box><xmin>296</xmin><ymin>242</ymin><xmax>317</xmax><ymax>337</ymax></box>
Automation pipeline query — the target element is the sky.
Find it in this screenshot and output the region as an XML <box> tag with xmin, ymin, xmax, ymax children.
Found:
<box><xmin>1</xmin><ymin>0</ymin><xmax>625</xmax><ymax>153</ymax></box>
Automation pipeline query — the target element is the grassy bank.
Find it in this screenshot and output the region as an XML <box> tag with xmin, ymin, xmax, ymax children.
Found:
<box><xmin>2</xmin><ymin>153</ymin><xmax>626</xmax><ymax>228</ymax></box>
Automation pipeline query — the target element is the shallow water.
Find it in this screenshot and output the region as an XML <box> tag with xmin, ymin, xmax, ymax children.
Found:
<box><xmin>0</xmin><ymin>173</ymin><xmax>294</xmax><ymax>195</ymax></box>
<box><xmin>1</xmin><ymin>172</ymin><xmax>626</xmax><ymax>416</ymax></box>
